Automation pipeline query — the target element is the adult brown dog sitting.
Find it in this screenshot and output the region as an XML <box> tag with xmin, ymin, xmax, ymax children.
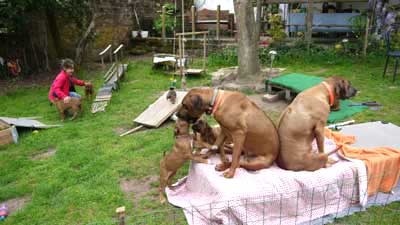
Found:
<box><xmin>277</xmin><ymin>76</ymin><xmax>357</xmax><ymax>171</ymax></box>
<box><xmin>54</xmin><ymin>97</ymin><xmax>82</xmax><ymax>121</ymax></box>
<box><xmin>177</xmin><ymin>88</ymin><xmax>279</xmax><ymax>178</ymax></box>
<box><xmin>159</xmin><ymin>119</ymin><xmax>208</xmax><ymax>204</ymax></box>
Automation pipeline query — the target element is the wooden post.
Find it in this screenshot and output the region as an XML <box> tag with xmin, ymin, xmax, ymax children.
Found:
<box><xmin>181</xmin><ymin>36</ymin><xmax>186</xmax><ymax>90</ymax></box>
<box><xmin>217</xmin><ymin>5</ymin><xmax>221</xmax><ymax>42</ymax></box>
<box><xmin>191</xmin><ymin>5</ymin><xmax>196</xmax><ymax>40</ymax></box>
<box><xmin>363</xmin><ymin>15</ymin><xmax>370</xmax><ymax>57</ymax></box>
<box><xmin>178</xmin><ymin>35</ymin><xmax>183</xmax><ymax>83</ymax></box>
<box><xmin>116</xmin><ymin>206</ymin><xmax>126</xmax><ymax>225</ymax></box>
<box><xmin>305</xmin><ymin>0</ymin><xmax>314</xmax><ymax>51</ymax></box>
<box><xmin>203</xmin><ymin>33</ymin><xmax>206</xmax><ymax>72</ymax></box>
<box><xmin>109</xmin><ymin>48</ymin><xmax>112</xmax><ymax>63</ymax></box>
<box><xmin>162</xmin><ymin>5</ymin><xmax>166</xmax><ymax>39</ymax></box>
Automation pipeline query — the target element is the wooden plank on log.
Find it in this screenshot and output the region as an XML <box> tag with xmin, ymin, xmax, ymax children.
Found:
<box><xmin>133</xmin><ymin>91</ymin><xmax>187</xmax><ymax>127</ymax></box>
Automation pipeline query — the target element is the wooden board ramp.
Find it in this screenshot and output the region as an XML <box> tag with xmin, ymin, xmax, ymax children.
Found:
<box><xmin>0</xmin><ymin>117</ymin><xmax>61</xmax><ymax>129</ymax></box>
<box><xmin>91</xmin><ymin>63</ymin><xmax>127</xmax><ymax>114</ymax></box>
<box><xmin>133</xmin><ymin>91</ymin><xmax>187</xmax><ymax>128</ymax></box>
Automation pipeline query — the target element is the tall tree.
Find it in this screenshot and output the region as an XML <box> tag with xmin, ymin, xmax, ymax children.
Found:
<box><xmin>234</xmin><ymin>0</ymin><xmax>262</xmax><ymax>80</ymax></box>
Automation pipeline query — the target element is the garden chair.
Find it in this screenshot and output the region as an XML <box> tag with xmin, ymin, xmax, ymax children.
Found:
<box><xmin>382</xmin><ymin>30</ymin><xmax>400</xmax><ymax>82</ymax></box>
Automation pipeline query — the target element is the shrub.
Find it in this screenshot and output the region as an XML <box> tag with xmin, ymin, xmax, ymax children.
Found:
<box><xmin>267</xmin><ymin>14</ymin><xmax>286</xmax><ymax>42</ymax></box>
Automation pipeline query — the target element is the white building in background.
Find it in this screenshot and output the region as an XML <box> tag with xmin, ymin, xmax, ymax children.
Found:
<box><xmin>195</xmin><ymin>0</ymin><xmax>235</xmax><ymax>13</ymax></box>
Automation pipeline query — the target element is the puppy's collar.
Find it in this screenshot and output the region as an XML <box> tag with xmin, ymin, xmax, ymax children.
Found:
<box><xmin>322</xmin><ymin>81</ymin><xmax>334</xmax><ymax>106</ymax></box>
<box><xmin>207</xmin><ymin>89</ymin><xmax>219</xmax><ymax>115</ymax></box>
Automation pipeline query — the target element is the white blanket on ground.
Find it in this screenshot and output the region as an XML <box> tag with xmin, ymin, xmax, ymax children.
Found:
<box><xmin>166</xmin><ymin>138</ymin><xmax>368</xmax><ymax>225</ymax></box>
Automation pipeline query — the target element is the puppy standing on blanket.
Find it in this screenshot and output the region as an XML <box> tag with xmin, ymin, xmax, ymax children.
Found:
<box><xmin>159</xmin><ymin>119</ymin><xmax>208</xmax><ymax>204</ymax></box>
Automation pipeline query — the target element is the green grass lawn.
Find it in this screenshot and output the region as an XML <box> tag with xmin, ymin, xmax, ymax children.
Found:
<box><xmin>0</xmin><ymin>56</ymin><xmax>399</xmax><ymax>224</ymax></box>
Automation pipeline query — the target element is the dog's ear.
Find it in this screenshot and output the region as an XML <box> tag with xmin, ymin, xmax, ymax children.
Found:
<box><xmin>334</xmin><ymin>79</ymin><xmax>345</xmax><ymax>98</ymax></box>
<box><xmin>190</xmin><ymin>95</ymin><xmax>203</xmax><ymax>111</ymax></box>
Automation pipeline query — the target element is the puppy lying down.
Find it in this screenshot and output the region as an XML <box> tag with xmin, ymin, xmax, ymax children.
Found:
<box><xmin>159</xmin><ymin>119</ymin><xmax>208</xmax><ymax>204</ymax></box>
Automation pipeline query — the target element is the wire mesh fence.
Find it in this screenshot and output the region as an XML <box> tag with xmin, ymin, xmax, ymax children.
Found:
<box><xmin>125</xmin><ymin>170</ymin><xmax>399</xmax><ymax>225</ymax></box>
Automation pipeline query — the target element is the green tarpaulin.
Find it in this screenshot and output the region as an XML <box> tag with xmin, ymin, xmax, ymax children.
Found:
<box><xmin>267</xmin><ymin>73</ymin><xmax>367</xmax><ymax>123</ymax></box>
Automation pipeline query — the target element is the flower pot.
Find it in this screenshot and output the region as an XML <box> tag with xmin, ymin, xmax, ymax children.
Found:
<box><xmin>140</xmin><ymin>31</ymin><xmax>149</xmax><ymax>38</ymax></box>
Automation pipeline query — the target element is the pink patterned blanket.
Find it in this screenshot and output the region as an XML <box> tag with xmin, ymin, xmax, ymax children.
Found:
<box><xmin>166</xmin><ymin>138</ymin><xmax>367</xmax><ymax>225</ymax></box>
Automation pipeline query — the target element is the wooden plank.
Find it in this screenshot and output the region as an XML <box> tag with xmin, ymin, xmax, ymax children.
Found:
<box><xmin>185</xmin><ymin>68</ymin><xmax>204</xmax><ymax>75</ymax></box>
<box><xmin>91</xmin><ymin>101</ymin><xmax>108</xmax><ymax>113</ymax></box>
<box><xmin>0</xmin><ymin>117</ymin><xmax>61</xmax><ymax>128</ymax></box>
<box><xmin>175</xmin><ymin>31</ymin><xmax>209</xmax><ymax>36</ymax></box>
<box><xmin>113</xmin><ymin>44</ymin><xmax>124</xmax><ymax>54</ymax></box>
<box><xmin>134</xmin><ymin>91</ymin><xmax>187</xmax><ymax>127</ymax></box>
<box><xmin>104</xmin><ymin>63</ymin><xmax>116</xmax><ymax>79</ymax></box>
<box><xmin>119</xmin><ymin>125</ymin><xmax>145</xmax><ymax>137</ymax></box>
<box><xmin>99</xmin><ymin>44</ymin><xmax>112</xmax><ymax>56</ymax></box>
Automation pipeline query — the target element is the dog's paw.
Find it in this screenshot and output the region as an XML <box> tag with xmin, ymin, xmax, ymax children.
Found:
<box><xmin>223</xmin><ymin>170</ymin><xmax>235</xmax><ymax>178</ymax></box>
<box><xmin>215</xmin><ymin>162</ymin><xmax>230</xmax><ymax>171</ymax></box>
<box><xmin>160</xmin><ymin>194</ymin><xmax>167</xmax><ymax>204</ymax></box>
<box><xmin>211</xmin><ymin>145</ymin><xmax>218</xmax><ymax>151</ymax></box>
<box><xmin>325</xmin><ymin>158</ymin><xmax>338</xmax><ymax>168</ymax></box>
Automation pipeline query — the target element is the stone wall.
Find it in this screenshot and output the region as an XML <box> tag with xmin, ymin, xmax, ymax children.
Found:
<box><xmin>88</xmin><ymin>0</ymin><xmax>160</xmax><ymax>59</ymax></box>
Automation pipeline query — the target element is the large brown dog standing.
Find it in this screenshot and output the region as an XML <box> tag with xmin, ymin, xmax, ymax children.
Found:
<box><xmin>177</xmin><ymin>88</ymin><xmax>279</xmax><ymax>178</ymax></box>
<box><xmin>277</xmin><ymin>76</ymin><xmax>357</xmax><ymax>171</ymax></box>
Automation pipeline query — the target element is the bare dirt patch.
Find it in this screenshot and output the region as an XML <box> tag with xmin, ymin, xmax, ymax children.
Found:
<box><xmin>211</xmin><ymin>67</ymin><xmax>286</xmax><ymax>93</ymax></box>
<box><xmin>0</xmin><ymin>196</ymin><xmax>31</xmax><ymax>215</ymax></box>
<box><xmin>120</xmin><ymin>175</ymin><xmax>158</xmax><ymax>206</ymax></box>
<box><xmin>30</xmin><ymin>147</ymin><xmax>57</xmax><ymax>160</ymax></box>
<box><xmin>248</xmin><ymin>94</ymin><xmax>288</xmax><ymax>123</ymax></box>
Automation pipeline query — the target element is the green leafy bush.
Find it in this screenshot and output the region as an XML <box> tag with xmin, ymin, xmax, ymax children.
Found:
<box><xmin>153</xmin><ymin>3</ymin><xmax>177</xmax><ymax>36</ymax></box>
<box><xmin>267</xmin><ymin>14</ymin><xmax>286</xmax><ymax>42</ymax></box>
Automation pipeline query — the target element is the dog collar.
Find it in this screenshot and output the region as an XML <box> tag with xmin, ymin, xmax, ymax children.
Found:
<box><xmin>211</xmin><ymin>91</ymin><xmax>224</xmax><ymax>115</ymax></box>
<box><xmin>207</xmin><ymin>89</ymin><xmax>219</xmax><ymax>115</ymax></box>
<box><xmin>322</xmin><ymin>81</ymin><xmax>334</xmax><ymax>106</ymax></box>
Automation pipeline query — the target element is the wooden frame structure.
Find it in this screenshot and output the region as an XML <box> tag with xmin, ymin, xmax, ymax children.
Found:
<box><xmin>175</xmin><ymin>31</ymin><xmax>209</xmax><ymax>89</ymax></box>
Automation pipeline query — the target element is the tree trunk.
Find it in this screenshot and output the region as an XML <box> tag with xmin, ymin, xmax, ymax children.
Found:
<box><xmin>234</xmin><ymin>0</ymin><xmax>261</xmax><ymax>80</ymax></box>
<box><xmin>75</xmin><ymin>14</ymin><xmax>96</xmax><ymax>65</ymax></box>
<box><xmin>46</xmin><ymin>9</ymin><xmax>64</xmax><ymax>57</ymax></box>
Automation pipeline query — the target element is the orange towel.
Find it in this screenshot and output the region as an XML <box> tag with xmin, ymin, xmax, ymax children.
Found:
<box><xmin>324</xmin><ymin>128</ymin><xmax>400</xmax><ymax>196</ymax></box>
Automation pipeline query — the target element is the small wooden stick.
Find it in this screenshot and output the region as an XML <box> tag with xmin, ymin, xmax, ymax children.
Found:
<box><xmin>116</xmin><ymin>206</ymin><xmax>126</xmax><ymax>225</ymax></box>
<box><xmin>120</xmin><ymin>125</ymin><xmax>144</xmax><ymax>137</ymax></box>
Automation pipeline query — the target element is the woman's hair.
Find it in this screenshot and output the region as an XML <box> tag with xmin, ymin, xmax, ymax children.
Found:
<box><xmin>61</xmin><ymin>58</ymin><xmax>74</xmax><ymax>70</ymax></box>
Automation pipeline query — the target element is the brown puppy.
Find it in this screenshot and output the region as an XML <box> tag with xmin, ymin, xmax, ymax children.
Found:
<box><xmin>54</xmin><ymin>97</ymin><xmax>82</xmax><ymax>121</ymax></box>
<box><xmin>84</xmin><ymin>82</ymin><xmax>94</xmax><ymax>100</ymax></box>
<box><xmin>192</xmin><ymin>118</ymin><xmax>234</xmax><ymax>157</ymax></box>
<box><xmin>277</xmin><ymin>76</ymin><xmax>357</xmax><ymax>171</ymax></box>
<box><xmin>177</xmin><ymin>88</ymin><xmax>279</xmax><ymax>178</ymax></box>
<box><xmin>159</xmin><ymin>119</ymin><xmax>208</xmax><ymax>204</ymax></box>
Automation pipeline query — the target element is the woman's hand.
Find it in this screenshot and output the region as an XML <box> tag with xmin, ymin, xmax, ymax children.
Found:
<box><xmin>64</xmin><ymin>96</ymin><xmax>71</xmax><ymax>104</ymax></box>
